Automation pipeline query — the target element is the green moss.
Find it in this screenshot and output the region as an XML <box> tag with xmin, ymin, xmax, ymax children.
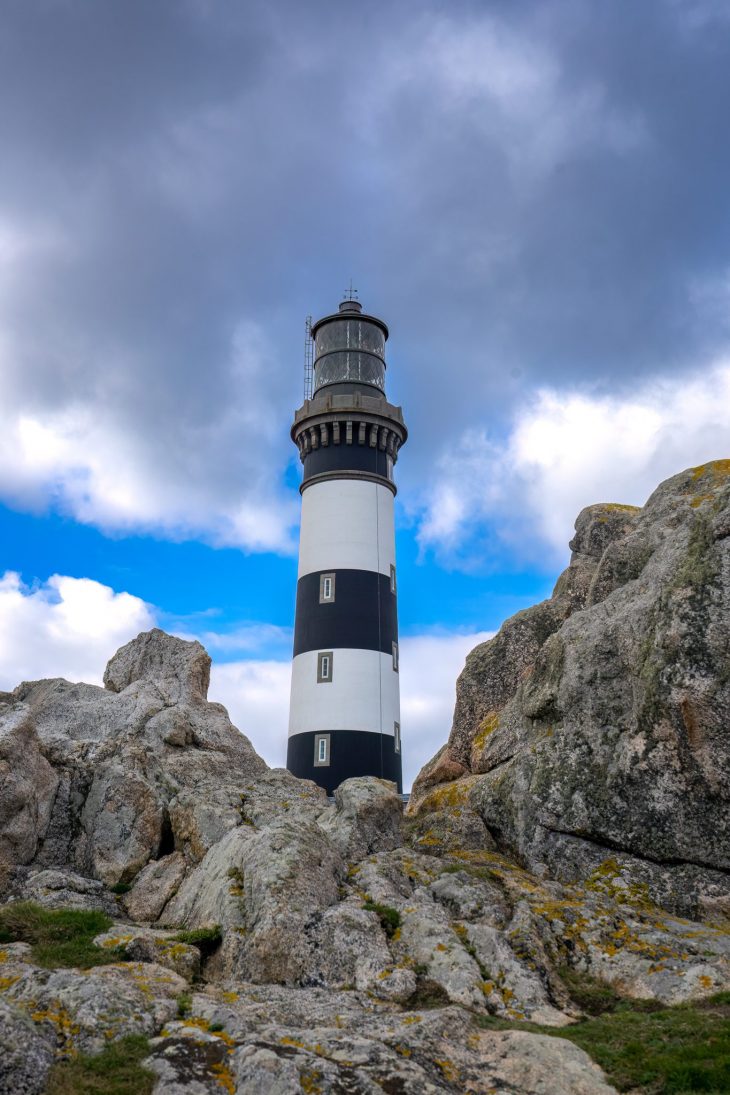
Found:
<box><xmin>176</xmin><ymin>992</ymin><xmax>192</xmax><ymax>1017</ymax></box>
<box><xmin>0</xmin><ymin>902</ymin><xmax>128</xmax><ymax>969</ymax></box>
<box><xmin>171</xmin><ymin>925</ymin><xmax>222</xmax><ymax>957</ymax></box>
<box><xmin>45</xmin><ymin>1034</ymin><xmax>154</xmax><ymax>1095</ymax></box>
<box><xmin>476</xmin><ymin>992</ymin><xmax>730</xmax><ymax>1093</ymax></box>
<box><xmin>672</xmin><ymin>513</ymin><xmax>720</xmax><ymax>593</ymax></box>
<box><xmin>362</xmin><ymin>900</ymin><xmax>401</xmax><ymax>938</ymax></box>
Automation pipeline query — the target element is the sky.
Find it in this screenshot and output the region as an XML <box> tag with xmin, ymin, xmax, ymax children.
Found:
<box><xmin>1</xmin><ymin>0</ymin><xmax>729</xmax><ymax>788</ymax></box>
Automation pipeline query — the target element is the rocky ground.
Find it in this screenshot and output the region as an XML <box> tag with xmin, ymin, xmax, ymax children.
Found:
<box><xmin>1</xmin><ymin>462</ymin><xmax>729</xmax><ymax>1094</ymax></box>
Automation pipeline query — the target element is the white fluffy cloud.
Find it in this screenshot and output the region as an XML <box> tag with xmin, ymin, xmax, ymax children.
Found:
<box><xmin>209</xmin><ymin>630</ymin><xmax>493</xmax><ymax>788</ymax></box>
<box><xmin>0</xmin><ymin>568</ymin><xmax>488</xmax><ymax>790</ymax></box>
<box><xmin>0</xmin><ymin>571</ymin><xmax>154</xmax><ymax>689</ymax></box>
<box><xmin>418</xmin><ymin>360</ymin><xmax>730</xmax><ymax>564</ymax></box>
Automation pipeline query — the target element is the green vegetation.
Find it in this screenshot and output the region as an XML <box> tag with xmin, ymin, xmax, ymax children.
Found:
<box><xmin>171</xmin><ymin>925</ymin><xmax>222</xmax><ymax>957</ymax></box>
<box><xmin>476</xmin><ymin>976</ymin><xmax>730</xmax><ymax>1093</ymax></box>
<box><xmin>176</xmin><ymin>992</ymin><xmax>192</xmax><ymax>1017</ymax></box>
<box><xmin>45</xmin><ymin>1034</ymin><xmax>154</xmax><ymax>1095</ymax></box>
<box><xmin>109</xmin><ymin>882</ymin><xmax>132</xmax><ymax>895</ymax></box>
<box><xmin>0</xmin><ymin>902</ymin><xmax>127</xmax><ymax>969</ymax></box>
<box><xmin>362</xmin><ymin>899</ymin><xmax>401</xmax><ymax>938</ymax></box>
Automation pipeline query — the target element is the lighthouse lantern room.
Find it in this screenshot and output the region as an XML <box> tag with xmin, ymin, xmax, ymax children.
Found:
<box><xmin>287</xmin><ymin>296</ymin><xmax>407</xmax><ymax>794</ymax></box>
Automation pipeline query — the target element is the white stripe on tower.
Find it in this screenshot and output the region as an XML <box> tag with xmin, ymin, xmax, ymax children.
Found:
<box><xmin>297</xmin><ymin>479</ymin><xmax>395</xmax><ymax>578</ymax></box>
<box><xmin>288</xmin><ymin>649</ymin><xmax>400</xmax><ymax>736</ymax></box>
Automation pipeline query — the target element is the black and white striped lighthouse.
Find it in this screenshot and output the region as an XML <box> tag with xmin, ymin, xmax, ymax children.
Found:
<box><xmin>287</xmin><ymin>296</ymin><xmax>407</xmax><ymax>794</ymax></box>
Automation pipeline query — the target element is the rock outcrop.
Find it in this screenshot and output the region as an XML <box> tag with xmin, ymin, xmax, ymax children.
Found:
<box><xmin>411</xmin><ymin>461</ymin><xmax>730</xmax><ymax>920</ymax></box>
<box><xmin>0</xmin><ymin>468</ymin><xmax>729</xmax><ymax>1095</ymax></box>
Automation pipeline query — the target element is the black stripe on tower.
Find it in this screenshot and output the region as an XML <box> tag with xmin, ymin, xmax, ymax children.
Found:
<box><xmin>303</xmin><ymin>444</ymin><xmax>390</xmax><ymax>482</ymax></box>
<box><xmin>293</xmin><ymin>570</ymin><xmax>397</xmax><ymax>657</ymax></box>
<box><xmin>287</xmin><ymin>729</ymin><xmax>402</xmax><ymax>795</ymax></box>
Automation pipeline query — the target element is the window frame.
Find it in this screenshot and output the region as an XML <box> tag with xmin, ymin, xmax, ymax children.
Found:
<box><xmin>314</xmin><ymin>733</ymin><xmax>331</xmax><ymax>767</ymax></box>
<box><xmin>394</xmin><ymin>721</ymin><xmax>401</xmax><ymax>754</ymax></box>
<box><xmin>319</xmin><ymin>572</ymin><xmax>336</xmax><ymax>604</ymax></box>
<box><xmin>317</xmin><ymin>651</ymin><xmax>334</xmax><ymax>683</ymax></box>
<box><xmin>392</xmin><ymin>641</ymin><xmax>399</xmax><ymax>672</ymax></box>
<box><xmin>390</xmin><ymin>564</ymin><xmax>397</xmax><ymax>595</ymax></box>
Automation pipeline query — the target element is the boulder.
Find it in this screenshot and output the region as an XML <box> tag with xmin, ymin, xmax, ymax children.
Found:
<box><xmin>3</xmin><ymin>629</ymin><xmax>266</xmax><ymax>886</ymax></box>
<box><xmin>0</xmin><ymin>998</ymin><xmax>54</xmax><ymax>1095</ymax></box>
<box><xmin>411</xmin><ymin>462</ymin><xmax>730</xmax><ymax>918</ymax></box>
<box><xmin>123</xmin><ymin>852</ymin><xmax>187</xmax><ymax>922</ymax></box>
<box><xmin>319</xmin><ymin>776</ymin><xmax>403</xmax><ymax>861</ymax></box>
<box><xmin>0</xmin><ymin>705</ymin><xmax>58</xmax><ymax>871</ymax></box>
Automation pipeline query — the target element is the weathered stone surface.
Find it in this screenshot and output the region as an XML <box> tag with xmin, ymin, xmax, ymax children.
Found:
<box><xmin>319</xmin><ymin>775</ymin><xmax>403</xmax><ymax>860</ymax></box>
<box><xmin>124</xmin><ymin>852</ymin><xmax>187</xmax><ymax>922</ymax></box>
<box><xmin>103</xmin><ymin>627</ymin><xmax>211</xmax><ymax>703</ymax></box>
<box><xmin>0</xmin><ymin>704</ymin><xmax>58</xmax><ymax>871</ymax></box>
<box><xmin>8</xmin><ymin>868</ymin><xmax>118</xmax><ymax>915</ymax></box>
<box><xmin>94</xmin><ymin>926</ymin><xmax>201</xmax><ymax>980</ymax></box>
<box><xmin>3</xmin><ymin>629</ymin><xmax>266</xmax><ymax>886</ymax></box>
<box><xmin>2</xmin><ymin>957</ymin><xmax>187</xmax><ymax>1055</ymax></box>
<box><xmin>142</xmin><ymin>987</ymin><xmax>617</xmax><ymax>1095</ymax></box>
<box><xmin>411</xmin><ymin>462</ymin><xmax>730</xmax><ymax>918</ymax></box>
<box><xmin>0</xmin><ymin>997</ymin><xmax>54</xmax><ymax>1095</ymax></box>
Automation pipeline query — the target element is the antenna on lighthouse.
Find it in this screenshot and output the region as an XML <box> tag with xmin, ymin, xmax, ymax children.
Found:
<box><xmin>303</xmin><ymin>315</ymin><xmax>314</xmax><ymax>401</ymax></box>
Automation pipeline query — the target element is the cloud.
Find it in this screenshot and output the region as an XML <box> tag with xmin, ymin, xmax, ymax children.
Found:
<box><xmin>0</xmin><ymin>312</ymin><xmax>297</xmax><ymax>551</ymax></box>
<box><xmin>210</xmin><ymin>629</ymin><xmax>495</xmax><ymax>789</ymax></box>
<box><xmin>0</xmin><ymin>571</ymin><xmax>154</xmax><ymax>689</ymax></box>
<box><xmin>399</xmin><ymin>631</ymin><xmax>494</xmax><ymax>789</ymax></box>
<box><xmin>0</xmin><ymin>566</ymin><xmax>488</xmax><ymax>791</ymax></box>
<box><xmin>418</xmin><ymin>360</ymin><xmax>730</xmax><ymax>566</ymax></box>
<box><xmin>2</xmin><ymin>2</ymin><xmax>730</xmax><ymax>561</ymax></box>
<box><xmin>208</xmin><ymin>659</ymin><xmax>292</xmax><ymax>770</ymax></box>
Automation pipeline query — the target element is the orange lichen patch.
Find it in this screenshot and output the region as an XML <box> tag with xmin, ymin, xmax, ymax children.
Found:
<box><xmin>699</xmin><ymin>974</ymin><xmax>714</xmax><ymax>989</ymax></box>
<box><xmin>472</xmin><ymin>712</ymin><xmax>500</xmax><ymax>757</ymax></box>
<box><xmin>220</xmin><ymin>991</ymin><xmax>239</xmax><ymax>1003</ymax></box>
<box><xmin>211</xmin><ymin>1061</ymin><xmax>236</xmax><ymax>1093</ymax></box>
<box><xmin>0</xmin><ymin>950</ymin><xmax>9</xmax><ymax>964</ymax></box>
<box><xmin>280</xmin><ymin>1035</ymin><xmax>306</xmax><ymax>1048</ymax></box>
<box><xmin>31</xmin><ymin>1004</ymin><xmax>81</xmax><ymax>1048</ymax></box>
<box><xmin>434</xmin><ymin>1058</ymin><xmax>460</xmax><ymax>1083</ymax></box>
<box><xmin>299</xmin><ymin>1070</ymin><xmax>323</xmax><ymax>1094</ymax></box>
<box><xmin>419</xmin><ymin>779</ymin><xmax>473</xmax><ymax>812</ymax></box>
<box><xmin>403</xmin><ymin>1014</ymin><xmax>422</xmax><ymax>1025</ymax></box>
<box><xmin>0</xmin><ymin>974</ymin><xmax>20</xmax><ymax>991</ymax></box>
<box><xmin>601</xmin><ymin>503</ymin><xmax>641</xmax><ymax>512</ymax></box>
<box><xmin>690</xmin><ymin>459</ymin><xmax>730</xmax><ymax>482</ymax></box>
<box><xmin>394</xmin><ymin>1043</ymin><xmax>412</xmax><ymax>1057</ymax></box>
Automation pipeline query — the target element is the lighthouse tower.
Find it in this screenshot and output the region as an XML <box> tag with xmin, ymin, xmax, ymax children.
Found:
<box><xmin>287</xmin><ymin>296</ymin><xmax>407</xmax><ymax>794</ymax></box>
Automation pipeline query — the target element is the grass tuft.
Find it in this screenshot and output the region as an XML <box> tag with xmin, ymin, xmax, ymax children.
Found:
<box><xmin>476</xmin><ymin>986</ymin><xmax>730</xmax><ymax>1093</ymax></box>
<box><xmin>171</xmin><ymin>925</ymin><xmax>222</xmax><ymax>957</ymax></box>
<box><xmin>45</xmin><ymin>1034</ymin><xmax>154</xmax><ymax>1095</ymax></box>
<box><xmin>0</xmin><ymin>902</ymin><xmax>128</xmax><ymax>969</ymax></box>
<box><xmin>362</xmin><ymin>900</ymin><xmax>401</xmax><ymax>938</ymax></box>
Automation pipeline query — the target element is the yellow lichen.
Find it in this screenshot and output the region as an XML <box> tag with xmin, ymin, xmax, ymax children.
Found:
<box><xmin>435</xmin><ymin>1058</ymin><xmax>460</xmax><ymax>1083</ymax></box>
<box><xmin>472</xmin><ymin>711</ymin><xmax>500</xmax><ymax>755</ymax></box>
<box><xmin>690</xmin><ymin>459</ymin><xmax>730</xmax><ymax>481</ymax></box>
<box><xmin>0</xmin><ymin>974</ymin><xmax>20</xmax><ymax>991</ymax></box>
<box><xmin>299</xmin><ymin>1070</ymin><xmax>323</xmax><ymax>1094</ymax></box>
<box><xmin>211</xmin><ymin>1061</ymin><xmax>236</xmax><ymax>1094</ymax></box>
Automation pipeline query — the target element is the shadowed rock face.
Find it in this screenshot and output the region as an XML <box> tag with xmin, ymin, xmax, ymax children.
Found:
<box><xmin>411</xmin><ymin>461</ymin><xmax>730</xmax><ymax>919</ymax></box>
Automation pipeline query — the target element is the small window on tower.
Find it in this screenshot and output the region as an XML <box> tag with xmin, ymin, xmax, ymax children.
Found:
<box><xmin>386</xmin><ymin>455</ymin><xmax>394</xmax><ymax>481</ymax></box>
<box><xmin>317</xmin><ymin>651</ymin><xmax>333</xmax><ymax>682</ymax></box>
<box><xmin>314</xmin><ymin>733</ymin><xmax>331</xmax><ymax>766</ymax></box>
<box><xmin>319</xmin><ymin>572</ymin><xmax>335</xmax><ymax>603</ymax></box>
<box><xmin>394</xmin><ymin>721</ymin><xmax>401</xmax><ymax>754</ymax></box>
<box><xmin>392</xmin><ymin>641</ymin><xmax>399</xmax><ymax>672</ymax></box>
<box><xmin>390</xmin><ymin>565</ymin><xmax>397</xmax><ymax>594</ymax></box>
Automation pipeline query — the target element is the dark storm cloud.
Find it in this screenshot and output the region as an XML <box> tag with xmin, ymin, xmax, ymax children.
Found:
<box><xmin>0</xmin><ymin>0</ymin><xmax>728</xmax><ymax>546</ymax></box>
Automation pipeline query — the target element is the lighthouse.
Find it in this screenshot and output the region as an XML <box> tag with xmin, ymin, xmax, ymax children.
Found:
<box><xmin>287</xmin><ymin>296</ymin><xmax>407</xmax><ymax>794</ymax></box>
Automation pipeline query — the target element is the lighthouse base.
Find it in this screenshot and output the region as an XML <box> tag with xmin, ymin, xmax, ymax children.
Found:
<box><xmin>287</xmin><ymin>730</ymin><xmax>402</xmax><ymax>795</ymax></box>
